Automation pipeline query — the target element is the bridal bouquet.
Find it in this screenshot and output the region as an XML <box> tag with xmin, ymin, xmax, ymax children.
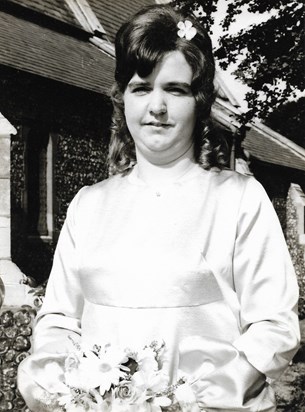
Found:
<box><xmin>46</xmin><ymin>338</ymin><xmax>185</xmax><ymax>412</ymax></box>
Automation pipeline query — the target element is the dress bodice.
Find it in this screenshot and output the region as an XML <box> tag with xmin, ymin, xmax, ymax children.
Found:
<box><xmin>75</xmin><ymin>165</ymin><xmax>242</xmax><ymax>382</ymax></box>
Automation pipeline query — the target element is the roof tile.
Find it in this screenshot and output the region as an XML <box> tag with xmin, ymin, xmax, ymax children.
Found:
<box><xmin>5</xmin><ymin>0</ymin><xmax>80</xmax><ymax>27</ymax></box>
<box><xmin>88</xmin><ymin>0</ymin><xmax>156</xmax><ymax>43</ymax></box>
<box><xmin>4</xmin><ymin>0</ymin><xmax>157</xmax><ymax>42</ymax></box>
<box><xmin>243</xmin><ymin>126</ymin><xmax>305</xmax><ymax>172</ymax></box>
<box><xmin>0</xmin><ymin>11</ymin><xmax>115</xmax><ymax>94</ymax></box>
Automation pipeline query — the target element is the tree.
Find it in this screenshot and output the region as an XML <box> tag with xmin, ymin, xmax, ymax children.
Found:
<box><xmin>265</xmin><ymin>97</ymin><xmax>305</xmax><ymax>148</ymax></box>
<box><xmin>171</xmin><ymin>0</ymin><xmax>218</xmax><ymax>31</ymax></box>
<box><xmin>172</xmin><ymin>0</ymin><xmax>305</xmax><ymax>144</ymax></box>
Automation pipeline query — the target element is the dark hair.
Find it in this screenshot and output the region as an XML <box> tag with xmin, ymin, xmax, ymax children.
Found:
<box><xmin>108</xmin><ymin>4</ymin><xmax>228</xmax><ymax>175</ymax></box>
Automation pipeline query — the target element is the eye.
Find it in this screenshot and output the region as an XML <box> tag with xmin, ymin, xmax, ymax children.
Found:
<box><xmin>131</xmin><ymin>86</ymin><xmax>151</xmax><ymax>95</ymax></box>
<box><xmin>166</xmin><ymin>87</ymin><xmax>190</xmax><ymax>96</ymax></box>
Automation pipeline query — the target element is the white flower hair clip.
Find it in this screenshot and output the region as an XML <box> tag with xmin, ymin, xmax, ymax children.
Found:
<box><xmin>177</xmin><ymin>20</ymin><xmax>197</xmax><ymax>41</ymax></box>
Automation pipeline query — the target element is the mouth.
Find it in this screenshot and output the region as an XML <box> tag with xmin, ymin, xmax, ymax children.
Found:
<box><xmin>145</xmin><ymin>122</ymin><xmax>172</xmax><ymax>128</ymax></box>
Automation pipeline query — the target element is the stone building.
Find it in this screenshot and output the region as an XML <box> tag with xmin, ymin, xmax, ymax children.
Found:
<box><xmin>0</xmin><ymin>0</ymin><xmax>304</xmax><ymax>307</ymax></box>
<box><xmin>0</xmin><ymin>0</ymin><xmax>154</xmax><ymax>304</ymax></box>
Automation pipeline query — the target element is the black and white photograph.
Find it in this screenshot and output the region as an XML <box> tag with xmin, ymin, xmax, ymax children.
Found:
<box><xmin>0</xmin><ymin>0</ymin><xmax>304</xmax><ymax>411</ymax></box>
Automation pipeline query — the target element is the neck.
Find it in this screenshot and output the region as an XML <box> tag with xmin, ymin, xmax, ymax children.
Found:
<box><xmin>135</xmin><ymin>145</ymin><xmax>197</xmax><ymax>186</ymax></box>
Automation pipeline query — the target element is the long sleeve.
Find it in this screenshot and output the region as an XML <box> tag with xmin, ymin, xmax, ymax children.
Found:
<box><xmin>177</xmin><ymin>176</ymin><xmax>300</xmax><ymax>411</ymax></box>
<box><xmin>31</xmin><ymin>187</ymin><xmax>86</xmax><ymax>354</ymax></box>
<box><xmin>17</xmin><ymin>188</ymin><xmax>86</xmax><ymax>410</ymax></box>
<box><xmin>232</xmin><ymin>178</ymin><xmax>300</xmax><ymax>379</ymax></box>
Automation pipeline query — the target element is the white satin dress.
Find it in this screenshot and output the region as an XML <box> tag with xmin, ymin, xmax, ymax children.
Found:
<box><xmin>18</xmin><ymin>164</ymin><xmax>300</xmax><ymax>411</ymax></box>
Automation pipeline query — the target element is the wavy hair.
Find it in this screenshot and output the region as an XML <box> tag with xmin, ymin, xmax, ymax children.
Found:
<box><xmin>108</xmin><ymin>4</ymin><xmax>228</xmax><ymax>175</ymax></box>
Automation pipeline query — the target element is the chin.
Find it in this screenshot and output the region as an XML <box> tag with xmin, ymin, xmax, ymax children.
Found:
<box><xmin>143</xmin><ymin>142</ymin><xmax>169</xmax><ymax>152</ymax></box>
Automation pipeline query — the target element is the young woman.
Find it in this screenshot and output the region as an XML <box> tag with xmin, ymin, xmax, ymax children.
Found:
<box><xmin>18</xmin><ymin>5</ymin><xmax>300</xmax><ymax>411</ymax></box>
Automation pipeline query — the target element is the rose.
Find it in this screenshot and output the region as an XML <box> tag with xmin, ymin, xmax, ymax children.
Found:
<box><xmin>65</xmin><ymin>352</ymin><xmax>80</xmax><ymax>371</ymax></box>
<box><xmin>116</xmin><ymin>381</ymin><xmax>139</xmax><ymax>403</ymax></box>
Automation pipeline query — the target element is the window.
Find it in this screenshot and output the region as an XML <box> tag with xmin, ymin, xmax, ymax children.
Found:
<box><xmin>25</xmin><ymin>128</ymin><xmax>56</xmax><ymax>241</ymax></box>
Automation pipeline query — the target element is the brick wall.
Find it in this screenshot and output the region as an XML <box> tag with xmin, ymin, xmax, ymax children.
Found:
<box><xmin>1</xmin><ymin>68</ymin><xmax>112</xmax><ymax>284</ymax></box>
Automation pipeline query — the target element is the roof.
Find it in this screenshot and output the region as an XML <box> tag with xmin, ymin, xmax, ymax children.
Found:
<box><xmin>214</xmin><ymin>72</ymin><xmax>241</xmax><ymax>108</ymax></box>
<box><xmin>88</xmin><ymin>0</ymin><xmax>155</xmax><ymax>43</ymax></box>
<box><xmin>3</xmin><ymin>0</ymin><xmax>156</xmax><ymax>42</ymax></box>
<box><xmin>0</xmin><ymin>10</ymin><xmax>115</xmax><ymax>95</ymax></box>
<box><xmin>0</xmin><ymin>0</ymin><xmax>156</xmax><ymax>93</ymax></box>
<box><xmin>212</xmin><ymin>95</ymin><xmax>305</xmax><ymax>172</ymax></box>
<box><xmin>4</xmin><ymin>0</ymin><xmax>81</xmax><ymax>28</ymax></box>
<box><xmin>0</xmin><ymin>112</ymin><xmax>17</xmax><ymax>136</ymax></box>
<box><xmin>242</xmin><ymin>121</ymin><xmax>305</xmax><ymax>172</ymax></box>
<box><xmin>211</xmin><ymin>97</ymin><xmax>243</xmax><ymax>133</ymax></box>
<box><xmin>1</xmin><ymin>0</ymin><xmax>304</xmax><ymax>173</ymax></box>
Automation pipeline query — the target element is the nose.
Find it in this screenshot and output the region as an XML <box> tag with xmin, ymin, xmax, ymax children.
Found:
<box><xmin>148</xmin><ymin>90</ymin><xmax>167</xmax><ymax>116</ymax></box>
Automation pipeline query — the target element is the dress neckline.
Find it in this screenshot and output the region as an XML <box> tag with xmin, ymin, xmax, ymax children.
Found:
<box><xmin>127</xmin><ymin>162</ymin><xmax>204</xmax><ymax>190</ymax></box>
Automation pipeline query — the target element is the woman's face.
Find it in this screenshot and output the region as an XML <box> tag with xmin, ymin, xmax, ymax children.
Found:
<box><xmin>123</xmin><ymin>50</ymin><xmax>196</xmax><ymax>165</ymax></box>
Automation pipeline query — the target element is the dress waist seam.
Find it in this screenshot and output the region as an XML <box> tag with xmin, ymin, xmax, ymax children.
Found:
<box><xmin>83</xmin><ymin>298</ymin><xmax>213</xmax><ymax>309</ymax></box>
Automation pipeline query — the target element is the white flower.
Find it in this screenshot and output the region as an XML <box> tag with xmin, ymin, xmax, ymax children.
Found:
<box><xmin>132</xmin><ymin>369</ymin><xmax>169</xmax><ymax>397</ymax></box>
<box><xmin>64</xmin><ymin>344</ymin><xmax>128</xmax><ymax>395</ymax></box>
<box><xmin>150</xmin><ymin>395</ymin><xmax>172</xmax><ymax>411</ymax></box>
<box><xmin>112</xmin><ymin>366</ymin><xmax>171</xmax><ymax>411</ymax></box>
<box><xmin>137</xmin><ymin>347</ymin><xmax>159</xmax><ymax>372</ymax></box>
<box><xmin>177</xmin><ymin>20</ymin><xmax>197</xmax><ymax>41</ymax></box>
<box><xmin>59</xmin><ymin>340</ymin><xmax>179</xmax><ymax>411</ymax></box>
<box><xmin>83</xmin><ymin>346</ymin><xmax>128</xmax><ymax>395</ymax></box>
